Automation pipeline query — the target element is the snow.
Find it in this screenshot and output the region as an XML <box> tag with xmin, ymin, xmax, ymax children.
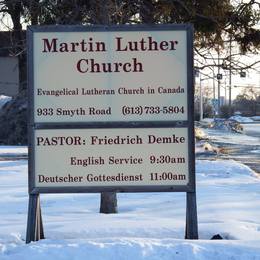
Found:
<box><xmin>0</xmin><ymin>146</ymin><xmax>260</xmax><ymax>259</ymax></box>
<box><xmin>195</xmin><ymin>128</ymin><xmax>207</xmax><ymax>140</ymax></box>
<box><xmin>251</xmin><ymin>116</ymin><xmax>260</xmax><ymax>122</ymax></box>
<box><xmin>1</xmin><ymin>239</ymin><xmax>260</xmax><ymax>260</ymax></box>
<box><xmin>0</xmin><ymin>95</ymin><xmax>11</xmax><ymax>109</ymax></box>
<box><xmin>200</xmin><ymin>118</ymin><xmax>214</xmax><ymax>124</ymax></box>
<box><xmin>0</xmin><ymin>146</ymin><xmax>27</xmax><ymax>155</ymax></box>
<box><xmin>229</xmin><ymin>115</ymin><xmax>254</xmax><ymax>123</ymax></box>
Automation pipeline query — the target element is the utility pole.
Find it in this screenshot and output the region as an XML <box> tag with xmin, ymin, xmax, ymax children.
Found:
<box><xmin>212</xmin><ymin>68</ymin><xmax>216</xmax><ymax>118</ymax></box>
<box><xmin>229</xmin><ymin>35</ymin><xmax>232</xmax><ymax>116</ymax></box>
<box><xmin>217</xmin><ymin>49</ymin><xmax>221</xmax><ymax>116</ymax></box>
<box><xmin>225</xmin><ymin>81</ymin><xmax>227</xmax><ymax>105</ymax></box>
<box><xmin>200</xmin><ymin>75</ymin><xmax>203</xmax><ymax>121</ymax></box>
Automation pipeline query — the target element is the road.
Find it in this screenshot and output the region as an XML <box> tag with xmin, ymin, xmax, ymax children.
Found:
<box><xmin>197</xmin><ymin>123</ymin><xmax>260</xmax><ymax>174</ymax></box>
<box><xmin>234</xmin><ymin>123</ymin><xmax>260</xmax><ymax>173</ymax></box>
<box><xmin>243</xmin><ymin>123</ymin><xmax>260</xmax><ymax>138</ymax></box>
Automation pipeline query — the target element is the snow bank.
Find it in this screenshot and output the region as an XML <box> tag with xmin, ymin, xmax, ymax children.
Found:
<box><xmin>195</xmin><ymin>128</ymin><xmax>207</xmax><ymax>140</ymax></box>
<box><xmin>209</xmin><ymin>119</ymin><xmax>243</xmax><ymax>133</ymax></box>
<box><xmin>0</xmin><ymin>146</ymin><xmax>27</xmax><ymax>155</ymax></box>
<box><xmin>0</xmin><ymin>95</ymin><xmax>12</xmax><ymax>110</ymax></box>
<box><xmin>229</xmin><ymin>115</ymin><xmax>254</xmax><ymax>123</ymax></box>
<box><xmin>251</xmin><ymin>116</ymin><xmax>260</xmax><ymax>121</ymax></box>
<box><xmin>201</xmin><ymin>118</ymin><xmax>214</xmax><ymax>124</ymax></box>
<box><xmin>1</xmin><ymin>238</ymin><xmax>260</xmax><ymax>260</ymax></box>
<box><xmin>197</xmin><ymin>159</ymin><xmax>256</xmax><ymax>177</ymax></box>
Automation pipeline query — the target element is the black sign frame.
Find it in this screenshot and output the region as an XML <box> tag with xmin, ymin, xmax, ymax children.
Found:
<box><xmin>28</xmin><ymin>24</ymin><xmax>195</xmax><ymax>194</ymax></box>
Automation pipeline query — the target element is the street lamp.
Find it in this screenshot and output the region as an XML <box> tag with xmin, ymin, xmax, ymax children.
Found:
<box><xmin>240</xmin><ymin>71</ymin><xmax>246</xmax><ymax>78</ymax></box>
<box><xmin>196</xmin><ymin>71</ymin><xmax>216</xmax><ymax>121</ymax></box>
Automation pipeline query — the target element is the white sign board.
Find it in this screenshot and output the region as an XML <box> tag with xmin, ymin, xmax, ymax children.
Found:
<box><xmin>0</xmin><ymin>57</ymin><xmax>19</xmax><ymax>96</ymax></box>
<box><xmin>32</xmin><ymin>30</ymin><xmax>188</xmax><ymax>123</ymax></box>
<box><xmin>28</xmin><ymin>25</ymin><xmax>194</xmax><ymax>193</ymax></box>
<box><xmin>34</xmin><ymin>128</ymin><xmax>189</xmax><ymax>188</ymax></box>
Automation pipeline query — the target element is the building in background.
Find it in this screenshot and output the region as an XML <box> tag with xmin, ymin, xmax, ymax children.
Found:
<box><xmin>0</xmin><ymin>31</ymin><xmax>20</xmax><ymax>97</ymax></box>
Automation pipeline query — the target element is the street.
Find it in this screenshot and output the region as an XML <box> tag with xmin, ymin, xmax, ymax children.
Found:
<box><xmin>198</xmin><ymin>123</ymin><xmax>260</xmax><ymax>174</ymax></box>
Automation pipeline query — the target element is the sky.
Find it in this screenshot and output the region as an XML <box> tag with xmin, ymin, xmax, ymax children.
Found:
<box><xmin>195</xmin><ymin>50</ymin><xmax>260</xmax><ymax>101</ymax></box>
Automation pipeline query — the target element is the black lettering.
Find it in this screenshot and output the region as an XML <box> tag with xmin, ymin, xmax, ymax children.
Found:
<box><xmin>42</xmin><ymin>38</ymin><xmax>58</xmax><ymax>52</ymax></box>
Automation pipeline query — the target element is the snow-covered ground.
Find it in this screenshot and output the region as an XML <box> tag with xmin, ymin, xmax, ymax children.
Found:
<box><xmin>251</xmin><ymin>116</ymin><xmax>260</xmax><ymax>122</ymax></box>
<box><xmin>0</xmin><ymin>146</ymin><xmax>27</xmax><ymax>155</ymax></box>
<box><xmin>0</xmin><ymin>145</ymin><xmax>260</xmax><ymax>259</ymax></box>
<box><xmin>229</xmin><ymin>115</ymin><xmax>254</xmax><ymax>123</ymax></box>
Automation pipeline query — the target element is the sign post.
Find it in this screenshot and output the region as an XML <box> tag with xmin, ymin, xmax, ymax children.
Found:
<box><xmin>27</xmin><ymin>24</ymin><xmax>198</xmax><ymax>243</ymax></box>
<box><xmin>26</xmin><ymin>194</ymin><xmax>44</xmax><ymax>243</ymax></box>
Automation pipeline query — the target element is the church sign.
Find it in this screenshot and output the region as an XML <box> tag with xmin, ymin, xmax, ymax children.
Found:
<box><xmin>27</xmin><ymin>24</ymin><xmax>197</xmax><ymax>243</ymax></box>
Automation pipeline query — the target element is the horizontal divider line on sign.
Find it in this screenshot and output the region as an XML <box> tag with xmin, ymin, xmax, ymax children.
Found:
<box><xmin>30</xmin><ymin>184</ymin><xmax>194</xmax><ymax>195</ymax></box>
<box><xmin>31</xmin><ymin>121</ymin><xmax>189</xmax><ymax>129</ymax></box>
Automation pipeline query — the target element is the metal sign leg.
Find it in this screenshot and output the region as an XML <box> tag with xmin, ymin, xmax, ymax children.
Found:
<box><xmin>185</xmin><ymin>192</ymin><xmax>198</xmax><ymax>239</ymax></box>
<box><xmin>26</xmin><ymin>194</ymin><xmax>45</xmax><ymax>243</ymax></box>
